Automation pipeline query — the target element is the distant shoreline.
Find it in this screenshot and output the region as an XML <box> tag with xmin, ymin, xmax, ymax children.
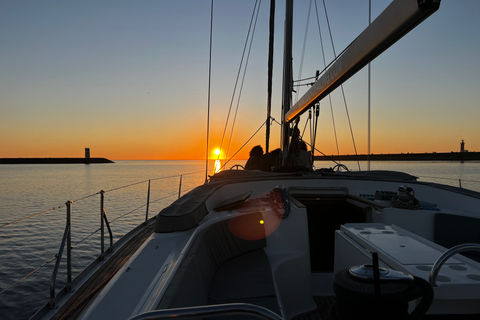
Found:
<box><xmin>0</xmin><ymin>158</ymin><xmax>114</xmax><ymax>164</ymax></box>
<box><xmin>314</xmin><ymin>151</ymin><xmax>480</xmax><ymax>162</ymax></box>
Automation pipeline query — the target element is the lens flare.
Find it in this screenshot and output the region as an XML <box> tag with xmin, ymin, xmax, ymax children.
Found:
<box><xmin>228</xmin><ymin>208</ymin><xmax>281</xmax><ymax>241</ymax></box>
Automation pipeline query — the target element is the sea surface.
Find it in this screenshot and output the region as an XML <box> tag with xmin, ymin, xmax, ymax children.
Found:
<box><xmin>1</xmin><ymin>159</ymin><xmax>480</xmax><ymax>319</ymax></box>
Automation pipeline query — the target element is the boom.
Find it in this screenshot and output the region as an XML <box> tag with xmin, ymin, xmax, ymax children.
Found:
<box><xmin>285</xmin><ymin>0</ymin><xmax>440</xmax><ymax>123</ymax></box>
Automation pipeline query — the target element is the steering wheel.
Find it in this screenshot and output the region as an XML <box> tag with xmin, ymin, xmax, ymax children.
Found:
<box><xmin>230</xmin><ymin>164</ymin><xmax>245</xmax><ymax>170</ymax></box>
<box><xmin>333</xmin><ymin>163</ymin><xmax>349</xmax><ymax>172</ymax></box>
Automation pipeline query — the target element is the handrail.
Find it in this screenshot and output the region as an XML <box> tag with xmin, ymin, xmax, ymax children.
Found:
<box><xmin>127</xmin><ymin>303</ymin><xmax>283</xmax><ymax>320</ymax></box>
<box><xmin>429</xmin><ymin>243</ymin><xmax>480</xmax><ymax>286</ymax></box>
<box><xmin>145</xmin><ymin>180</ymin><xmax>151</xmax><ymax>222</ymax></box>
<box><xmin>41</xmin><ymin>172</ymin><xmax>196</xmax><ymax>304</ymax></box>
<box><xmin>100</xmin><ymin>190</ymin><xmax>114</xmax><ymax>259</ymax></box>
<box><xmin>49</xmin><ymin>200</ymin><xmax>72</xmax><ymax>307</ymax></box>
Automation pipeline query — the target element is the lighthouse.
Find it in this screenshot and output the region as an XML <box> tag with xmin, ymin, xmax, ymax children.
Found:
<box><xmin>85</xmin><ymin>147</ymin><xmax>91</xmax><ymax>163</ymax></box>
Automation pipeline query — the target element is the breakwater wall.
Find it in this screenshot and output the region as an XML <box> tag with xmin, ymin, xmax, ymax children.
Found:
<box><xmin>0</xmin><ymin>158</ymin><xmax>114</xmax><ymax>164</ymax></box>
<box><xmin>314</xmin><ymin>152</ymin><xmax>480</xmax><ymax>162</ymax></box>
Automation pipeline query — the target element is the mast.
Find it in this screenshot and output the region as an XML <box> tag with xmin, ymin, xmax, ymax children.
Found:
<box><xmin>281</xmin><ymin>0</ymin><xmax>293</xmax><ymax>165</ymax></box>
<box><xmin>265</xmin><ymin>0</ymin><xmax>275</xmax><ymax>154</ymax></box>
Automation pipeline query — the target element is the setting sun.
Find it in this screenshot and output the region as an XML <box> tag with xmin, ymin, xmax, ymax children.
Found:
<box><xmin>214</xmin><ymin>148</ymin><xmax>221</xmax><ymax>156</ymax></box>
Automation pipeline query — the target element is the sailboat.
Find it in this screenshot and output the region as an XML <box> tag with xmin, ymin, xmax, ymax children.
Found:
<box><xmin>31</xmin><ymin>0</ymin><xmax>480</xmax><ymax>319</ymax></box>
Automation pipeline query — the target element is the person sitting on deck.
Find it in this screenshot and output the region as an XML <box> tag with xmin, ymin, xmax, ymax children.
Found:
<box><xmin>263</xmin><ymin>148</ymin><xmax>281</xmax><ymax>171</ymax></box>
<box><xmin>245</xmin><ymin>145</ymin><xmax>265</xmax><ymax>170</ymax></box>
<box><xmin>294</xmin><ymin>141</ymin><xmax>312</xmax><ymax>169</ymax></box>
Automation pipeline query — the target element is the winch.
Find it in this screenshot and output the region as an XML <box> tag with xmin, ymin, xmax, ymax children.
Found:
<box><xmin>331</xmin><ymin>253</ymin><xmax>433</xmax><ymax>320</ymax></box>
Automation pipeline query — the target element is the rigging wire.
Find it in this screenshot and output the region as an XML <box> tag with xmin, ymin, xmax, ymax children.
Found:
<box><xmin>367</xmin><ymin>0</ymin><xmax>372</xmax><ymax>171</ymax></box>
<box><xmin>220</xmin><ymin>119</ymin><xmax>267</xmax><ymax>170</ymax></box>
<box><xmin>301</xmin><ymin>112</ymin><xmax>310</xmax><ymax>138</ymax></box>
<box><xmin>314</xmin><ymin>0</ymin><xmax>340</xmax><ymax>158</ymax></box>
<box><xmin>321</xmin><ymin>0</ymin><xmax>360</xmax><ymax>171</ymax></box>
<box><xmin>294</xmin><ymin>0</ymin><xmax>313</xmax><ymax>105</ymax></box>
<box><xmin>219</xmin><ymin>0</ymin><xmax>260</xmax><ymax>163</ymax></box>
<box><xmin>312</xmin><ymin>104</ymin><xmax>320</xmax><ymax>161</ymax></box>
<box><xmin>308</xmin><ymin>108</ymin><xmax>316</xmax><ymax>156</ymax></box>
<box><xmin>205</xmin><ymin>0</ymin><xmax>214</xmax><ymax>182</ymax></box>
<box><xmin>271</xmin><ymin>117</ymin><xmax>340</xmax><ymax>166</ymax></box>
<box><xmin>225</xmin><ymin>0</ymin><xmax>261</xmax><ymax>161</ymax></box>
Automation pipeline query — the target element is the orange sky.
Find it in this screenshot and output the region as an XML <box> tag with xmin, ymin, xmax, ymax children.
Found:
<box><xmin>2</xmin><ymin>1</ymin><xmax>480</xmax><ymax>161</ymax></box>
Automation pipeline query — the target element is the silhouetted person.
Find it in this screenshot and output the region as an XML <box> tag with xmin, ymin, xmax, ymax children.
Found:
<box><xmin>263</xmin><ymin>148</ymin><xmax>281</xmax><ymax>171</ymax></box>
<box><xmin>294</xmin><ymin>141</ymin><xmax>312</xmax><ymax>170</ymax></box>
<box><xmin>245</xmin><ymin>145</ymin><xmax>264</xmax><ymax>170</ymax></box>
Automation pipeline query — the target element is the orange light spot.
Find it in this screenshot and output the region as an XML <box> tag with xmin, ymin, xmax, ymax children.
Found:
<box><xmin>228</xmin><ymin>210</ymin><xmax>281</xmax><ymax>241</ymax></box>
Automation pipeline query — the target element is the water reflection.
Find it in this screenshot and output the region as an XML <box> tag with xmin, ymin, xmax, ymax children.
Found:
<box><xmin>214</xmin><ymin>159</ymin><xmax>221</xmax><ymax>173</ymax></box>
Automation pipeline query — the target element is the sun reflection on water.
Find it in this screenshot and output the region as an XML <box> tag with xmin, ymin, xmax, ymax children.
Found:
<box><xmin>214</xmin><ymin>159</ymin><xmax>221</xmax><ymax>173</ymax></box>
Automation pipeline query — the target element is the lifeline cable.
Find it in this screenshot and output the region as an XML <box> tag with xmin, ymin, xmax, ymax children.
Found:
<box><xmin>0</xmin><ymin>256</ymin><xmax>56</xmax><ymax>296</ymax></box>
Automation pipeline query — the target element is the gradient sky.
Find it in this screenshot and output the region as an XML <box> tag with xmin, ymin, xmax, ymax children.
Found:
<box><xmin>1</xmin><ymin>0</ymin><xmax>479</xmax><ymax>160</ymax></box>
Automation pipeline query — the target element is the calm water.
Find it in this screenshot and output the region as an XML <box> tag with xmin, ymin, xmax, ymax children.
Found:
<box><xmin>1</xmin><ymin>160</ymin><xmax>480</xmax><ymax>319</ymax></box>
